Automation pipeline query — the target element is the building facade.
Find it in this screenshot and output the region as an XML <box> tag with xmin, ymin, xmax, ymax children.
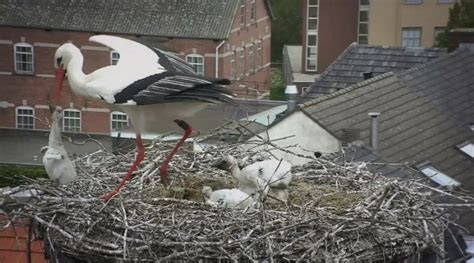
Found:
<box><xmin>0</xmin><ymin>0</ymin><xmax>273</xmax><ymax>136</ymax></box>
<box><xmin>301</xmin><ymin>0</ymin><xmax>368</xmax><ymax>74</ymax></box>
<box><xmin>369</xmin><ymin>0</ymin><xmax>455</xmax><ymax>47</ymax></box>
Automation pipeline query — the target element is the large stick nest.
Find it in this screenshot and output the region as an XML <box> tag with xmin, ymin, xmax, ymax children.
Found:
<box><xmin>0</xmin><ymin>137</ymin><xmax>466</xmax><ymax>262</ymax></box>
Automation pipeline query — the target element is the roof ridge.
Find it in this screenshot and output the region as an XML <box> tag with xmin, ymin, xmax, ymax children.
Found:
<box><xmin>299</xmin><ymin>72</ymin><xmax>396</xmax><ymax>108</ymax></box>
<box><xmin>399</xmin><ymin>47</ymin><xmax>470</xmax><ymax>77</ymax></box>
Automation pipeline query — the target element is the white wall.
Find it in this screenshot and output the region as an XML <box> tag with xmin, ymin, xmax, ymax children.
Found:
<box><xmin>245</xmin><ymin>111</ymin><xmax>340</xmax><ymax>165</ymax></box>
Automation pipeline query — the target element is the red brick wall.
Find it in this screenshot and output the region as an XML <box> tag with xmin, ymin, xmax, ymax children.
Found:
<box><xmin>0</xmin><ymin>1</ymin><xmax>272</xmax><ymax>133</ymax></box>
<box><xmin>301</xmin><ymin>0</ymin><xmax>358</xmax><ymax>74</ymax></box>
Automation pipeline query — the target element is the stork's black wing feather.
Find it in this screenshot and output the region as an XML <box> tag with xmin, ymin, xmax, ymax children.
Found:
<box><xmin>113</xmin><ymin>46</ymin><xmax>234</xmax><ymax>105</ymax></box>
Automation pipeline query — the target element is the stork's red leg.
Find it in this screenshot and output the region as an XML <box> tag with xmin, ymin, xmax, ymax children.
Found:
<box><xmin>100</xmin><ymin>133</ymin><xmax>145</xmax><ymax>201</ymax></box>
<box><xmin>159</xmin><ymin>120</ymin><xmax>192</xmax><ymax>185</ymax></box>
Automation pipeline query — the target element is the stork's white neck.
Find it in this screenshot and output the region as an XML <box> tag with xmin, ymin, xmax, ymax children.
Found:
<box><xmin>49</xmin><ymin>115</ymin><xmax>63</xmax><ymax>148</ymax></box>
<box><xmin>66</xmin><ymin>49</ymin><xmax>88</xmax><ymax>97</ymax></box>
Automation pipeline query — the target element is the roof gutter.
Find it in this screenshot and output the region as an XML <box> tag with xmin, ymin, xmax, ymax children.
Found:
<box><xmin>215</xmin><ymin>40</ymin><xmax>225</xmax><ymax>78</ymax></box>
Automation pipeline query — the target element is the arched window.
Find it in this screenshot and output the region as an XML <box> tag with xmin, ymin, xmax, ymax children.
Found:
<box><xmin>111</xmin><ymin>111</ymin><xmax>129</xmax><ymax>131</ymax></box>
<box><xmin>63</xmin><ymin>108</ymin><xmax>81</xmax><ymax>132</ymax></box>
<box><xmin>16</xmin><ymin>106</ymin><xmax>34</xmax><ymax>129</ymax></box>
<box><xmin>14</xmin><ymin>43</ymin><xmax>34</xmax><ymax>73</ymax></box>
<box><xmin>186</xmin><ymin>54</ymin><xmax>204</xmax><ymax>76</ymax></box>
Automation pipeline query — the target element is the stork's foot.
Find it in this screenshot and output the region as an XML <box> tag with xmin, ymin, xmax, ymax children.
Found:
<box><xmin>158</xmin><ymin>120</ymin><xmax>193</xmax><ymax>185</ymax></box>
<box><xmin>99</xmin><ymin>133</ymin><xmax>145</xmax><ymax>202</ymax></box>
<box><xmin>100</xmin><ymin>190</ymin><xmax>118</xmax><ymax>202</ymax></box>
<box><xmin>159</xmin><ymin>163</ymin><xmax>169</xmax><ymax>185</ymax></box>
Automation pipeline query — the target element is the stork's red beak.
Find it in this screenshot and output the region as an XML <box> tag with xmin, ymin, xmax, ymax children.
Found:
<box><xmin>54</xmin><ymin>68</ymin><xmax>66</xmax><ymax>104</ymax></box>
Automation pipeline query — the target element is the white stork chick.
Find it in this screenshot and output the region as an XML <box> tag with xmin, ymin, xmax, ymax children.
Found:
<box><xmin>214</xmin><ymin>155</ymin><xmax>292</xmax><ymax>202</ymax></box>
<box><xmin>41</xmin><ymin>109</ymin><xmax>77</xmax><ymax>185</ymax></box>
<box><xmin>201</xmin><ymin>186</ymin><xmax>254</xmax><ymax>209</ymax></box>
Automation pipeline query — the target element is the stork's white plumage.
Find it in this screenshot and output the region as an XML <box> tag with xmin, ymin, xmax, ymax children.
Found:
<box><xmin>41</xmin><ymin>109</ymin><xmax>77</xmax><ymax>185</ymax></box>
<box><xmin>54</xmin><ymin>35</ymin><xmax>233</xmax><ymax>201</ymax></box>
<box><xmin>215</xmin><ymin>156</ymin><xmax>292</xmax><ymax>202</ymax></box>
<box><xmin>201</xmin><ymin>186</ymin><xmax>254</xmax><ymax>209</ymax></box>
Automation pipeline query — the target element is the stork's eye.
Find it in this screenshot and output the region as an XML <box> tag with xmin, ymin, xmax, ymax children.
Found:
<box><xmin>56</xmin><ymin>57</ymin><xmax>63</xmax><ymax>67</ymax></box>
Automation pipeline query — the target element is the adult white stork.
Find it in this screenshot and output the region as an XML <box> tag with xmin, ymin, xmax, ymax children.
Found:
<box><xmin>54</xmin><ymin>35</ymin><xmax>233</xmax><ymax>201</ymax></box>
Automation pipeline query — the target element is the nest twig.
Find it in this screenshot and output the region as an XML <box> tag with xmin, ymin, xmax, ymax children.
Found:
<box><xmin>0</xmin><ymin>132</ymin><xmax>470</xmax><ymax>262</ymax></box>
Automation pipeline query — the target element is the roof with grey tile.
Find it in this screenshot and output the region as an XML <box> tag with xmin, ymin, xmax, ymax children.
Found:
<box><xmin>400</xmin><ymin>46</ymin><xmax>474</xmax><ymax>128</ymax></box>
<box><xmin>300</xmin><ymin>72</ymin><xmax>474</xmax><ymax>192</ymax></box>
<box><xmin>322</xmin><ymin>144</ymin><xmax>420</xmax><ymax>179</ymax></box>
<box><xmin>0</xmin><ymin>0</ymin><xmax>244</xmax><ymax>39</ymax></box>
<box><xmin>302</xmin><ymin>43</ymin><xmax>447</xmax><ymax>100</ymax></box>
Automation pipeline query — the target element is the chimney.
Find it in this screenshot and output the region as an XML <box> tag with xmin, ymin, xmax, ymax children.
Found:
<box><xmin>363</xmin><ymin>72</ymin><xmax>373</xmax><ymax>80</ymax></box>
<box><xmin>285</xmin><ymin>85</ymin><xmax>298</xmax><ymax>112</ymax></box>
<box><xmin>368</xmin><ymin>112</ymin><xmax>381</xmax><ymax>149</ymax></box>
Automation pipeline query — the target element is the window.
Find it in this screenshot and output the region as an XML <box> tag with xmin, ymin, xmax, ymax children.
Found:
<box><xmin>306</xmin><ymin>0</ymin><xmax>319</xmax><ymax>71</ymax></box>
<box><xmin>111</xmin><ymin>111</ymin><xmax>128</xmax><ymax>131</ymax></box>
<box><xmin>255</xmin><ymin>41</ymin><xmax>262</xmax><ymax>69</ymax></box>
<box><xmin>468</xmin><ymin>123</ymin><xmax>474</xmax><ymax>132</ymax></box>
<box><xmin>16</xmin><ymin>106</ymin><xmax>34</xmax><ymax>129</ymax></box>
<box><xmin>419</xmin><ymin>164</ymin><xmax>460</xmax><ymax>187</ymax></box>
<box><xmin>457</xmin><ymin>141</ymin><xmax>474</xmax><ymax>158</ymax></box>
<box><xmin>358</xmin><ymin>0</ymin><xmax>369</xmax><ymax>44</ymax></box>
<box><xmin>402</xmin><ymin>28</ymin><xmax>422</xmax><ymax>47</ymax></box>
<box><xmin>438</xmin><ymin>0</ymin><xmax>454</xmax><ymax>3</ymax></box>
<box><xmin>111</xmin><ymin>51</ymin><xmax>120</xmax><ymax>65</ymax></box>
<box><xmin>240</xmin><ymin>48</ymin><xmax>245</xmax><ymax>78</ymax></box>
<box><xmin>14</xmin><ymin>43</ymin><xmax>34</xmax><ymax>73</ymax></box>
<box><xmin>250</xmin><ymin>0</ymin><xmax>256</xmax><ymax>22</ymax></box>
<box><xmin>248</xmin><ymin>44</ymin><xmax>254</xmax><ymax>73</ymax></box>
<box><xmin>405</xmin><ymin>0</ymin><xmax>423</xmax><ymax>4</ymax></box>
<box><xmin>63</xmin><ymin>109</ymin><xmax>81</xmax><ymax>132</ymax></box>
<box><xmin>240</xmin><ymin>0</ymin><xmax>246</xmax><ymax>26</ymax></box>
<box><xmin>230</xmin><ymin>52</ymin><xmax>236</xmax><ymax>80</ymax></box>
<box><xmin>186</xmin><ymin>54</ymin><xmax>204</xmax><ymax>76</ymax></box>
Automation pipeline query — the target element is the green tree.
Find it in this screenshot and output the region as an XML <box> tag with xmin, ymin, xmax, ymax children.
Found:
<box><xmin>435</xmin><ymin>0</ymin><xmax>474</xmax><ymax>47</ymax></box>
<box><xmin>270</xmin><ymin>0</ymin><xmax>303</xmax><ymax>62</ymax></box>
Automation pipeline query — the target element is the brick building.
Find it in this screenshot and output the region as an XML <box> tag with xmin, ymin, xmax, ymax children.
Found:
<box><xmin>0</xmin><ymin>0</ymin><xmax>273</xmax><ymax>136</ymax></box>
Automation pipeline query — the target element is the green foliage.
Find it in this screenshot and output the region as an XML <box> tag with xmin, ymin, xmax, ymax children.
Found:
<box><xmin>270</xmin><ymin>67</ymin><xmax>286</xmax><ymax>100</ymax></box>
<box><xmin>270</xmin><ymin>0</ymin><xmax>303</xmax><ymax>62</ymax></box>
<box><xmin>0</xmin><ymin>164</ymin><xmax>47</xmax><ymax>188</ymax></box>
<box><xmin>435</xmin><ymin>0</ymin><xmax>474</xmax><ymax>47</ymax></box>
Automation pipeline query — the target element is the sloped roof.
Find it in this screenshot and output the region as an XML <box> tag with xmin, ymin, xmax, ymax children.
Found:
<box><xmin>323</xmin><ymin>144</ymin><xmax>419</xmax><ymax>179</ymax></box>
<box><xmin>300</xmin><ymin>72</ymin><xmax>474</xmax><ymax>190</ymax></box>
<box><xmin>0</xmin><ymin>0</ymin><xmax>240</xmax><ymax>39</ymax></box>
<box><xmin>303</xmin><ymin>43</ymin><xmax>446</xmax><ymax>100</ymax></box>
<box><xmin>400</xmin><ymin>46</ymin><xmax>474</xmax><ymax>128</ymax></box>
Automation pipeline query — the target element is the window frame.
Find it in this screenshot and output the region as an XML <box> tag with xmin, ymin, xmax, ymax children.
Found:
<box><xmin>186</xmin><ymin>54</ymin><xmax>204</xmax><ymax>76</ymax></box>
<box><xmin>110</xmin><ymin>51</ymin><xmax>120</xmax><ymax>65</ymax></box>
<box><xmin>437</xmin><ymin>0</ymin><xmax>454</xmax><ymax>4</ymax></box>
<box><xmin>230</xmin><ymin>51</ymin><xmax>236</xmax><ymax>80</ymax></box>
<box><xmin>405</xmin><ymin>0</ymin><xmax>423</xmax><ymax>4</ymax></box>
<box><xmin>63</xmin><ymin>108</ymin><xmax>81</xmax><ymax>133</ymax></box>
<box><xmin>401</xmin><ymin>27</ymin><xmax>422</xmax><ymax>47</ymax></box>
<box><xmin>256</xmin><ymin>41</ymin><xmax>262</xmax><ymax>69</ymax></box>
<box><xmin>305</xmin><ymin>0</ymin><xmax>319</xmax><ymax>72</ymax></box>
<box><xmin>418</xmin><ymin>162</ymin><xmax>461</xmax><ymax>188</ymax></box>
<box><xmin>111</xmin><ymin>111</ymin><xmax>129</xmax><ymax>132</ymax></box>
<box><xmin>250</xmin><ymin>0</ymin><xmax>256</xmax><ymax>22</ymax></box>
<box><xmin>358</xmin><ymin>0</ymin><xmax>369</xmax><ymax>44</ymax></box>
<box><xmin>456</xmin><ymin>141</ymin><xmax>474</xmax><ymax>158</ymax></box>
<box><xmin>240</xmin><ymin>48</ymin><xmax>245</xmax><ymax>78</ymax></box>
<box><xmin>248</xmin><ymin>44</ymin><xmax>255</xmax><ymax>73</ymax></box>
<box><xmin>14</xmin><ymin>43</ymin><xmax>34</xmax><ymax>74</ymax></box>
<box><xmin>16</xmin><ymin>106</ymin><xmax>35</xmax><ymax>129</ymax></box>
<box><xmin>240</xmin><ymin>0</ymin><xmax>246</xmax><ymax>26</ymax></box>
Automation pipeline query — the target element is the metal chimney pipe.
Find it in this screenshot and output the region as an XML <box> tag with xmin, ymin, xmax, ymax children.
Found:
<box><xmin>368</xmin><ymin>112</ymin><xmax>381</xmax><ymax>149</ymax></box>
<box><xmin>285</xmin><ymin>85</ymin><xmax>298</xmax><ymax>112</ymax></box>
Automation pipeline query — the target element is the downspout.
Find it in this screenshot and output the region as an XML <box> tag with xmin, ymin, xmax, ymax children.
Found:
<box><xmin>215</xmin><ymin>40</ymin><xmax>225</xmax><ymax>78</ymax></box>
